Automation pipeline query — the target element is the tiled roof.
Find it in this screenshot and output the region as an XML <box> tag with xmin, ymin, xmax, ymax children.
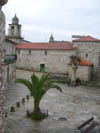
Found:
<box><xmin>16</xmin><ymin>42</ymin><xmax>77</xmax><ymax>50</ymax></box>
<box><xmin>73</xmin><ymin>35</ymin><xmax>100</xmax><ymax>42</ymax></box>
<box><xmin>69</xmin><ymin>58</ymin><xmax>93</xmax><ymax>66</ymax></box>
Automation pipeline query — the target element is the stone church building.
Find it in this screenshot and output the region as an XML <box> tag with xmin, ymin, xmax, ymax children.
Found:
<box><xmin>16</xmin><ymin>33</ymin><xmax>100</xmax><ymax>81</ymax></box>
<box><xmin>16</xmin><ymin>41</ymin><xmax>77</xmax><ymax>74</ymax></box>
<box><xmin>4</xmin><ymin>14</ymin><xmax>30</xmax><ymax>85</ymax></box>
<box><xmin>4</xmin><ymin>15</ymin><xmax>98</xmax><ymax>82</ymax></box>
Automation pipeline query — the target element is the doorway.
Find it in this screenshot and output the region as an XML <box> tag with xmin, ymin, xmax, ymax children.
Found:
<box><xmin>7</xmin><ymin>66</ymin><xmax>9</xmax><ymax>82</ymax></box>
<box><xmin>40</xmin><ymin>64</ymin><xmax>45</xmax><ymax>72</ymax></box>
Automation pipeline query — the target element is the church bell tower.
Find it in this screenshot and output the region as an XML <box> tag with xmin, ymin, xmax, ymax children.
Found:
<box><xmin>8</xmin><ymin>14</ymin><xmax>23</xmax><ymax>42</ymax></box>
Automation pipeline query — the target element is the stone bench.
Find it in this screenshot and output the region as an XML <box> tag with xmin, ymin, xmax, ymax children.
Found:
<box><xmin>76</xmin><ymin>117</ymin><xmax>100</xmax><ymax>133</ymax></box>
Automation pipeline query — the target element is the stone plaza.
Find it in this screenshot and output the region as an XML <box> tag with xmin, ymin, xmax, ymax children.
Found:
<box><xmin>4</xmin><ymin>69</ymin><xmax>100</xmax><ymax>133</ymax></box>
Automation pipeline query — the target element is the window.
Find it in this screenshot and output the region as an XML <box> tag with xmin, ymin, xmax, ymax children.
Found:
<box><xmin>18</xmin><ymin>49</ymin><xmax>20</xmax><ymax>55</ymax></box>
<box><xmin>11</xmin><ymin>26</ymin><xmax>14</xmax><ymax>35</ymax></box>
<box><xmin>45</xmin><ymin>50</ymin><xmax>47</xmax><ymax>55</ymax></box>
<box><xmin>86</xmin><ymin>53</ymin><xmax>88</xmax><ymax>58</ymax></box>
<box><xmin>12</xmin><ymin>26</ymin><xmax>14</xmax><ymax>30</ymax></box>
<box><xmin>29</xmin><ymin>50</ymin><xmax>31</xmax><ymax>55</ymax></box>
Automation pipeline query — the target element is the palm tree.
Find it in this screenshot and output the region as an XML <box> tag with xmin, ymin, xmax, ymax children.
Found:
<box><xmin>16</xmin><ymin>73</ymin><xmax>62</xmax><ymax>114</ymax></box>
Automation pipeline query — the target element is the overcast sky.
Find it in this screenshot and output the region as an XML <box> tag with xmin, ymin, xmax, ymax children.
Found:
<box><xmin>3</xmin><ymin>0</ymin><xmax>100</xmax><ymax>42</ymax></box>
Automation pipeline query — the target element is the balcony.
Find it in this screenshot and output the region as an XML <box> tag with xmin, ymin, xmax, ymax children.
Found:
<box><xmin>4</xmin><ymin>54</ymin><xmax>17</xmax><ymax>65</ymax></box>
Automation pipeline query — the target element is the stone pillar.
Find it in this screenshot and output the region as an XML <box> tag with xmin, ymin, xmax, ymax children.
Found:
<box><xmin>0</xmin><ymin>0</ymin><xmax>8</xmax><ymax>132</ymax></box>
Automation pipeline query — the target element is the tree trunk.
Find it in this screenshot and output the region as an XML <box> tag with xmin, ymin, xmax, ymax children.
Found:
<box><xmin>33</xmin><ymin>100</ymin><xmax>41</xmax><ymax>114</ymax></box>
<box><xmin>71</xmin><ymin>64</ymin><xmax>77</xmax><ymax>86</ymax></box>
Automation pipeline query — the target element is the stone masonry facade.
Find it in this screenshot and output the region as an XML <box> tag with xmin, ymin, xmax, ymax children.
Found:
<box><xmin>16</xmin><ymin>49</ymin><xmax>77</xmax><ymax>74</ymax></box>
<box><xmin>16</xmin><ymin>23</ymin><xmax>100</xmax><ymax>81</ymax></box>
<box><xmin>68</xmin><ymin>65</ymin><xmax>92</xmax><ymax>81</ymax></box>
<box><xmin>0</xmin><ymin>0</ymin><xmax>8</xmax><ymax>132</ymax></box>
<box><xmin>0</xmin><ymin>10</ymin><xmax>5</xmax><ymax>132</ymax></box>
<box><xmin>73</xmin><ymin>41</ymin><xmax>100</xmax><ymax>78</ymax></box>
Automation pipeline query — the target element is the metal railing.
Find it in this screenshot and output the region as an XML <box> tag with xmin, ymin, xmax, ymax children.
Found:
<box><xmin>4</xmin><ymin>54</ymin><xmax>17</xmax><ymax>65</ymax></box>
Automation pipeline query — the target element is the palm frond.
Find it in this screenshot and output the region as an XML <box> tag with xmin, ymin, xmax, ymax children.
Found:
<box><xmin>38</xmin><ymin>84</ymin><xmax>48</xmax><ymax>100</ymax></box>
<box><xmin>47</xmin><ymin>80</ymin><xmax>57</xmax><ymax>85</ymax></box>
<box><xmin>39</xmin><ymin>73</ymin><xmax>50</xmax><ymax>88</ymax></box>
<box><xmin>16</xmin><ymin>78</ymin><xmax>33</xmax><ymax>93</ymax></box>
<box><xmin>31</xmin><ymin>74</ymin><xmax>40</xmax><ymax>89</ymax></box>
<box><xmin>48</xmin><ymin>84</ymin><xmax>62</xmax><ymax>92</ymax></box>
<box><xmin>16</xmin><ymin>73</ymin><xmax>62</xmax><ymax>113</ymax></box>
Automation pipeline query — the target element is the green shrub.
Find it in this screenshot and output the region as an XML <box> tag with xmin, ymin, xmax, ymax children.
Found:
<box><xmin>26</xmin><ymin>110</ymin><xmax>47</xmax><ymax>120</ymax></box>
<box><xmin>76</xmin><ymin>78</ymin><xmax>81</xmax><ymax>84</ymax></box>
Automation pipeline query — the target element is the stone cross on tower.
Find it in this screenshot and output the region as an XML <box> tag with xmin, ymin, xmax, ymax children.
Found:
<box><xmin>0</xmin><ymin>0</ymin><xmax>8</xmax><ymax>132</ymax></box>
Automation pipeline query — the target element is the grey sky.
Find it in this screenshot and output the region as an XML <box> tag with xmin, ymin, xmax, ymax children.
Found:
<box><xmin>3</xmin><ymin>0</ymin><xmax>100</xmax><ymax>42</ymax></box>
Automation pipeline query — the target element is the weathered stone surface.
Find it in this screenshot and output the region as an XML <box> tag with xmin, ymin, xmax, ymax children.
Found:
<box><xmin>68</xmin><ymin>65</ymin><xmax>92</xmax><ymax>81</ymax></box>
<box><xmin>0</xmin><ymin>0</ymin><xmax>8</xmax><ymax>9</ymax></box>
<box><xmin>16</xmin><ymin>49</ymin><xmax>77</xmax><ymax>74</ymax></box>
<box><xmin>4</xmin><ymin>63</ymin><xmax>16</xmax><ymax>85</ymax></box>
<box><xmin>5</xmin><ymin>70</ymin><xmax>100</xmax><ymax>133</ymax></box>
<box><xmin>0</xmin><ymin>6</ymin><xmax>6</xmax><ymax>132</ymax></box>
<box><xmin>16</xmin><ymin>39</ymin><xmax>100</xmax><ymax>81</ymax></box>
<box><xmin>73</xmin><ymin>41</ymin><xmax>100</xmax><ymax>78</ymax></box>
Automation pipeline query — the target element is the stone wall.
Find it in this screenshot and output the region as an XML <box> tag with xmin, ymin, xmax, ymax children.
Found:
<box><xmin>68</xmin><ymin>65</ymin><xmax>92</xmax><ymax>81</ymax></box>
<box><xmin>73</xmin><ymin>41</ymin><xmax>100</xmax><ymax>78</ymax></box>
<box><xmin>4</xmin><ymin>63</ymin><xmax>16</xmax><ymax>86</ymax></box>
<box><xmin>16</xmin><ymin>49</ymin><xmax>77</xmax><ymax>74</ymax></box>
<box><xmin>4</xmin><ymin>39</ymin><xmax>16</xmax><ymax>86</ymax></box>
<box><xmin>0</xmin><ymin>10</ymin><xmax>5</xmax><ymax>133</ymax></box>
<box><xmin>4</xmin><ymin>40</ymin><xmax>16</xmax><ymax>54</ymax></box>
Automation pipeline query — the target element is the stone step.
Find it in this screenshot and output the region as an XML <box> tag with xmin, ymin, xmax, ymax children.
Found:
<box><xmin>48</xmin><ymin>74</ymin><xmax>68</xmax><ymax>83</ymax></box>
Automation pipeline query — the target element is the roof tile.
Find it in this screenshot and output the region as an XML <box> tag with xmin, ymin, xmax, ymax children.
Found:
<box><xmin>73</xmin><ymin>35</ymin><xmax>100</xmax><ymax>42</ymax></box>
<box><xmin>16</xmin><ymin>42</ymin><xmax>77</xmax><ymax>50</ymax></box>
<box><xmin>69</xmin><ymin>58</ymin><xmax>93</xmax><ymax>66</ymax></box>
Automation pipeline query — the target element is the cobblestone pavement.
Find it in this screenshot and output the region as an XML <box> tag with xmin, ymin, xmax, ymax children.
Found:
<box><xmin>4</xmin><ymin>69</ymin><xmax>100</xmax><ymax>133</ymax></box>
